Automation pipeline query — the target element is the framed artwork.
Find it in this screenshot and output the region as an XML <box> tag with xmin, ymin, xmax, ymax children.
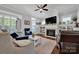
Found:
<box><xmin>24</xmin><ymin>20</ymin><xmax>30</xmax><ymax>25</ymax></box>
<box><xmin>36</xmin><ymin>22</ymin><xmax>41</xmax><ymax>25</ymax></box>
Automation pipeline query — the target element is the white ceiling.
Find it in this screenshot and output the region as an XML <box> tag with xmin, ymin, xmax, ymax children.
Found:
<box><xmin>0</xmin><ymin>4</ymin><xmax>79</xmax><ymax>19</ymax></box>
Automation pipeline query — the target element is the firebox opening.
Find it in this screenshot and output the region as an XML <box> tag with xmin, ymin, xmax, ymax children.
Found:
<box><xmin>46</xmin><ymin>29</ymin><xmax>55</xmax><ymax>37</ymax></box>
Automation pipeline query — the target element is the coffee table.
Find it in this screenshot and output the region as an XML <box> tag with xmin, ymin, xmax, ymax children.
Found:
<box><xmin>29</xmin><ymin>36</ymin><xmax>41</xmax><ymax>47</ymax></box>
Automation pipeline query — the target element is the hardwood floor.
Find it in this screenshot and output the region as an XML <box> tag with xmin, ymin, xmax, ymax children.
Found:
<box><xmin>51</xmin><ymin>46</ymin><xmax>60</xmax><ymax>54</ymax></box>
<box><xmin>34</xmin><ymin>34</ymin><xmax>60</xmax><ymax>54</ymax></box>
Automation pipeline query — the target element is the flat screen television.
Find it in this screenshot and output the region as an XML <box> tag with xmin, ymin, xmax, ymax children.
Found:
<box><xmin>45</xmin><ymin>16</ymin><xmax>57</xmax><ymax>24</ymax></box>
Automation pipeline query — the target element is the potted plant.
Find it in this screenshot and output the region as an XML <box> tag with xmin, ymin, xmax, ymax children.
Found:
<box><xmin>72</xmin><ymin>17</ymin><xmax>77</xmax><ymax>27</ymax></box>
<box><xmin>72</xmin><ymin>17</ymin><xmax>77</xmax><ymax>22</ymax></box>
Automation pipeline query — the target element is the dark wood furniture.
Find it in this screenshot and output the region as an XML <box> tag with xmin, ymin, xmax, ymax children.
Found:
<box><xmin>60</xmin><ymin>31</ymin><xmax>79</xmax><ymax>54</ymax></box>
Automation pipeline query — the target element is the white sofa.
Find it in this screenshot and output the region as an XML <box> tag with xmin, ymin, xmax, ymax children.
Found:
<box><xmin>0</xmin><ymin>32</ymin><xmax>36</xmax><ymax>54</ymax></box>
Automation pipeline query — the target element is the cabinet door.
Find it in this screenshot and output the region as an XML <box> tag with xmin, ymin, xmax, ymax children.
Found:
<box><xmin>60</xmin><ymin>42</ymin><xmax>79</xmax><ymax>54</ymax></box>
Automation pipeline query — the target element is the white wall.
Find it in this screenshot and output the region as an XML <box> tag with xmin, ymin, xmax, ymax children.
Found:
<box><xmin>35</xmin><ymin>18</ymin><xmax>41</xmax><ymax>34</ymax></box>
<box><xmin>77</xmin><ymin>9</ymin><xmax>79</xmax><ymax>23</ymax></box>
<box><xmin>21</xmin><ymin>16</ymin><xmax>32</xmax><ymax>32</ymax></box>
<box><xmin>16</xmin><ymin>18</ymin><xmax>21</xmax><ymax>32</ymax></box>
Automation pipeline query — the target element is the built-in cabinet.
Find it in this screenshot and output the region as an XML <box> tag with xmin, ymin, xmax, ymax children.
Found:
<box><xmin>59</xmin><ymin>24</ymin><xmax>75</xmax><ymax>31</ymax></box>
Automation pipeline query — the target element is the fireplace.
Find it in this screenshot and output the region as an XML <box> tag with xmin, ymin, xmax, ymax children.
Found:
<box><xmin>46</xmin><ymin>29</ymin><xmax>55</xmax><ymax>37</ymax></box>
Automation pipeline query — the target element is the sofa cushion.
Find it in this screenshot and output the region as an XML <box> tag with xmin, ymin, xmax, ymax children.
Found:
<box><xmin>25</xmin><ymin>31</ymin><xmax>32</xmax><ymax>35</ymax></box>
<box><xmin>10</xmin><ymin>32</ymin><xmax>18</xmax><ymax>38</ymax></box>
<box><xmin>15</xmin><ymin>36</ymin><xmax>28</xmax><ymax>40</ymax></box>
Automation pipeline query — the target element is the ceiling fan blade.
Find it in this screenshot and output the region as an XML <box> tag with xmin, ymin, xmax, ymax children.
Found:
<box><xmin>36</xmin><ymin>4</ymin><xmax>40</xmax><ymax>8</ymax></box>
<box><xmin>42</xmin><ymin>4</ymin><xmax>47</xmax><ymax>8</ymax></box>
<box><xmin>43</xmin><ymin>9</ymin><xmax>48</xmax><ymax>11</ymax></box>
<box><xmin>34</xmin><ymin>9</ymin><xmax>39</xmax><ymax>11</ymax></box>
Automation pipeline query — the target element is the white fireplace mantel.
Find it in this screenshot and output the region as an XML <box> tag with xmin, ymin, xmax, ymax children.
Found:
<box><xmin>42</xmin><ymin>24</ymin><xmax>59</xmax><ymax>38</ymax></box>
<box><xmin>45</xmin><ymin>24</ymin><xmax>58</xmax><ymax>29</ymax></box>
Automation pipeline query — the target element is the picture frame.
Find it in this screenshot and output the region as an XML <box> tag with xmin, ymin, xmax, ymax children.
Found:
<box><xmin>24</xmin><ymin>20</ymin><xmax>30</xmax><ymax>25</ymax></box>
<box><xmin>36</xmin><ymin>22</ymin><xmax>41</xmax><ymax>25</ymax></box>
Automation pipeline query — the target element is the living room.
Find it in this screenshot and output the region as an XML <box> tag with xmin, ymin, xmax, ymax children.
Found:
<box><xmin>0</xmin><ymin>4</ymin><xmax>79</xmax><ymax>54</ymax></box>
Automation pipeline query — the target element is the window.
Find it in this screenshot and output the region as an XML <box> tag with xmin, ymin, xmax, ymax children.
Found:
<box><xmin>0</xmin><ymin>15</ymin><xmax>16</xmax><ymax>33</ymax></box>
<box><xmin>4</xmin><ymin>16</ymin><xmax>11</xmax><ymax>27</ymax></box>
<box><xmin>0</xmin><ymin>15</ymin><xmax>3</xmax><ymax>25</ymax></box>
<box><xmin>62</xmin><ymin>16</ymin><xmax>72</xmax><ymax>24</ymax></box>
<box><xmin>31</xmin><ymin>18</ymin><xmax>36</xmax><ymax>33</ymax></box>
<box><xmin>10</xmin><ymin>17</ymin><xmax>16</xmax><ymax>32</ymax></box>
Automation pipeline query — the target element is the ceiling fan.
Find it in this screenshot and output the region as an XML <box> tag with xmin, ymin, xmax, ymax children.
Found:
<box><xmin>34</xmin><ymin>4</ymin><xmax>48</xmax><ymax>13</ymax></box>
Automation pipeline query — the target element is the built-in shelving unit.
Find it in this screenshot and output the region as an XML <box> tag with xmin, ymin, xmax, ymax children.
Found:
<box><xmin>59</xmin><ymin>24</ymin><xmax>74</xmax><ymax>31</ymax></box>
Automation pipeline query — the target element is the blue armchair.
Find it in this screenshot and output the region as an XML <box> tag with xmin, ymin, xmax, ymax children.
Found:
<box><xmin>24</xmin><ymin>28</ymin><xmax>32</xmax><ymax>38</ymax></box>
